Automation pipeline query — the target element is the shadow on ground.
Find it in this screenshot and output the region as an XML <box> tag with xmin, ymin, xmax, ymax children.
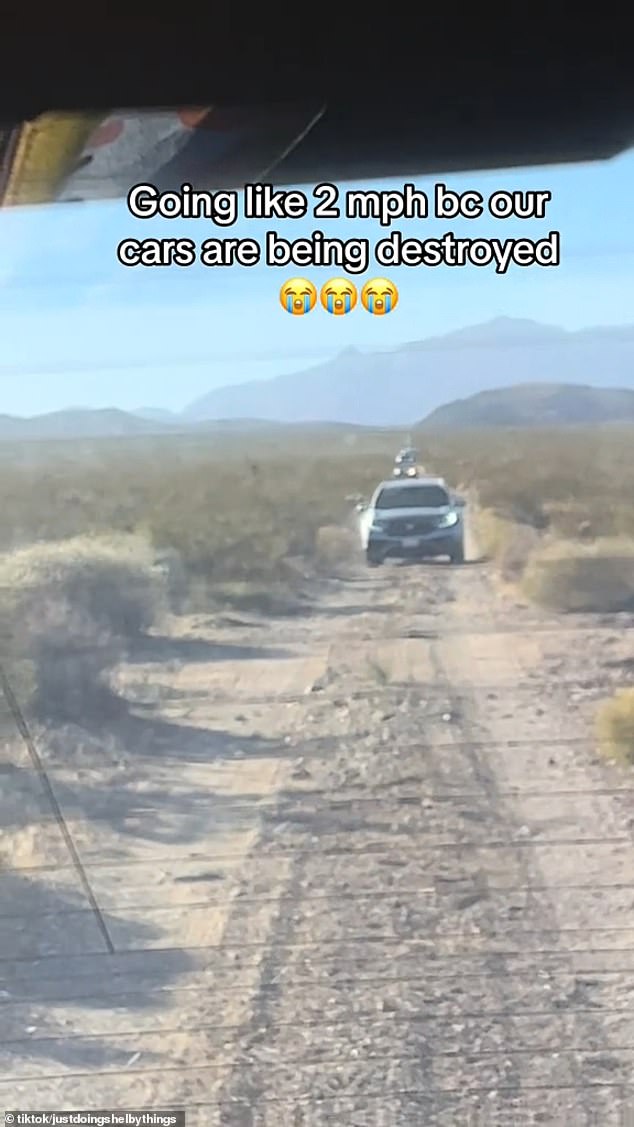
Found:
<box><xmin>260</xmin><ymin>801</ymin><xmax>399</xmax><ymax>838</ymax></box>
<box><xmin>0</xmin><ymin>668</ymin><xmax>337</xmax><ymax>1077</ymax></box>
<box><xmin>312</xmin><ymin>601</ymin><xmax>396</xmax><ymax>617</ymax></box>
<box><xmin>395</xmin><ymin>557</ymin><xmax>486</xmax><ymax>569</ymax></box>
<box><xmin>35</xmin><ymin>681</ymin><xmax>326</xmax><ymax>762</ymax></box>
<box><xmin>0</xmin><ymin>867</ymin><xmax>195</xmax><ymax>1076</ymax></box>
<box><xmin>125</xmin><ymin>635</ymin><xmax>298</xmax><ymax>665</ymax></box>
<box><xmin>15</xmin><ymin>681</ymin><xmax>339</xmax><ymax>853</ymax></box>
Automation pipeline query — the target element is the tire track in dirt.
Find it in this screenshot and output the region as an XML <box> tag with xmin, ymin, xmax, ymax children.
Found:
<box><xmin>1</xmin><ymin>541</ymin><xmax>633</xmax><ymax>1124</ymax></box>
<box><xmin>421</xmin><ymin>573</ymin><xmax>614</xmax><ymax>1126</ymax></box>
<box><xmin>209</xmin><ymin>550</ymin><xmax>634</xmax><ymax>1124</ymax></box>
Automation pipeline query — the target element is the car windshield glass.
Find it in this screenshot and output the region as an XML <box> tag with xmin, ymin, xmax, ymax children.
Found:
<box><xmin>2</xmin><ymin>102</ymin><xmax>634</xmax><ymax>1125</ymax></box>
<box><xmin>376</xmin><ymin>485</ymin><xmax>449</xmax><ymax>508</ymax></box>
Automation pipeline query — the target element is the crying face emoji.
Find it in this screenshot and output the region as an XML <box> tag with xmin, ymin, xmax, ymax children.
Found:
<box><xmin>280</xmin><ymin>278</ymin><xmax>317</xmax><ymax>315</ymax></box>
<box><xmin>361</xmin><ymin>278</ymin><xmax>399</xmax><ymax>315</ymax></box>
<box><xmin>320</xmin><ymin>278</ymin><xmax>358</xmax><ymax>315</ymax></box>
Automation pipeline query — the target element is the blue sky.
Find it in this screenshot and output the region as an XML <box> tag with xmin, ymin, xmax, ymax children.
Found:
<box><xmin>0</xmin><ymin>147</ymin><xmax>633</xmax><ymax>415</ymax></box>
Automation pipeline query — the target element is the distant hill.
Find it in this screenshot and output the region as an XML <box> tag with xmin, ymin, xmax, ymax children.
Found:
<box><xmin>0</xmin><ymin>409</ymin><xmax>384</xmax><ymax>443</ymax></box>
<box><xmin>5</xmin><ymin>318</ymin><xmax>634</xmax><ymax>438</ymax></box>
<box><xmin>192</xmin><ymin>418</ymin><xmax>382</xmax><ymax>433</ymax></box>
<box><xmin>0</xmin><ymin>408</ymin><xmax>179</xmax><ymax>441</ymax></box>
<box><xmin>182</xmin><ymin>317</ymin><xmax>634</xmax><ymax>426</ymax></box>
<box><xmin>420</xmin><ymin>383</ymin><xmax>634</xmax><ymax>428</ymax></box>
<box><xmin>134</xmin><ymin>407</ymin><xmax>180</xmax><ymax>423</ymax></box>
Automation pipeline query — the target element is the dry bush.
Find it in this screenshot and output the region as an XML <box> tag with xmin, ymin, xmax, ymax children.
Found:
<box><xmin>541</xmin><ymin>501</ymin><xmax>598</xmax><ymax>540</ymax></box>
<box><xmin>596</xmin><ymin>689</ymin><xmax>634</xmax><ymax>766</ymax></box>
<box><xmin>475</xmin><ymin>508</ymin><xmax>540</xmax><ymax>580</ymax></box>
<box><xmin>475</xmin><ymin>508</ymin><xmax>515</xmax><ymax>559</ymax></box>
<box><xmin>0</xmin><ymin>424</ymin><xmax>630</xmax><ymax>609</ymax></box>
<box><xmin>0</xmin><ymin>533</ymin><xmax>167</xmax><ymax>719</ymax></box>
<box><xmin>140</xmin><ymin>454</ymin><xmax>383</xmax><ymax>588</ymax></box>
<box><xmin>314</xmin><ymin>524</ymin><xmax>358</xmax><ymax>570</ymax></box>
<box><xmin>420</xmin><ymin>426</ymin><xmax>634</xmax><ymax>537</ymax></box>
<box><xmin>542</xmin><ymin>500</ymin><xmax>634</xmax><ymax>541</ymax></box>
<box><xmin>521</xmin><ymin>538</ymin><xmax>634</xmax><ymax>612</ymax></box>
<box><xmin>0</xmin><ymin>532</ymin><xmax>165</xmax><ymax>637</ymax></box>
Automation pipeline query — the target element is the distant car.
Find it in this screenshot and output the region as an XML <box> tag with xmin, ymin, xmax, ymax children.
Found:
<box><xmin>357</xmin><ymin>476</ymin><xmax>466</xmax><ymax>566</ymax></box>
<box><xmin>392</xmin><ymin>446</ymin><xmax>420</xmax><ymax>478</ymax></box>
<box><xmin>394</xmin><ymin>446</ymin><xmax>418</xmax><ymax>465</ymax></box>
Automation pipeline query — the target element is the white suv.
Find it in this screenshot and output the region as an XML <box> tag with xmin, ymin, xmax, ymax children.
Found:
<box><xmin>357</xmin><ymin>476</ymin><xmax>465</xmax><ymax>566</ymax></box>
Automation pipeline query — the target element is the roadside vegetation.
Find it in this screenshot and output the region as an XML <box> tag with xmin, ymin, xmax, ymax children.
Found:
<box><xmin>596</xmin><ymin>688</ymin><xmax>634</xmax><ymax>766</ymax></box>
<box><xmin>0</xmin><ymin>533</ymin><xmax>167</xmax><ymax>720</ymax></box>
<box><xmin>0</xmin><ymin>424</ymin><xmax>632</xmax><ymax>604</ymax></box>
<box><xmin>447</xmin><ymin>425</ymin><xmax>634</xmax><ymax>610</ymax></box>
<box><xmin>521</xmin><ymin>538</ymin><xmax>634</xmax><ymax>613</ymax></box>
<box><xmin>0</xmin><ymin>423</ymin><xmax>631</xmax><ymax>719</ymax></box>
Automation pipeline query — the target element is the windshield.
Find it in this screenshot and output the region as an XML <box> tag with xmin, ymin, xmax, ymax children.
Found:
<box><xmin>1</xmin><ymin>108</ymin><xmax>633</xmax><ymax>1125</ymax></box>
<box><xmin>375</xmin><ymin>484</ymin><xmax>450</xmax><ymax>508</ymax></box>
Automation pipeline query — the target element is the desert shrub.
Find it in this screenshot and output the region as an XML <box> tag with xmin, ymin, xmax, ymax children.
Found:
<box><xmin>0</xmin><ymin>533</ymin><xmax>167</xmax><ymax>719</ymax></box>
<box><xmin>541</xmin><ymin>501</ymin><xmax>598</xmax><ymax>540</ymax></box>
<box><xmin>542</xmin><ymin>500</ymin><xmax>634</xmax><ymax>541</ymax></box>
<box><xmin>596</xmin><ymin>689</ymin><xmax>634</xmax><ymax>766</ymax></box>
<box><xmin>0</xmin><ymin>532</ymin><xmax>166</xmax><ymax>637</ymax></box>
<box><xmin>141</xmin><ymin>455</ymin><xmax>381</xmax><ymax>587</ymax></box>
<box><xmin>521</xmin><ymin>538</ymin><xmax>634</xmax><ymax>612</ymax></box>
<box><xmin>418</xmin><ymin>426</ymin><xmax>634</xmax><ymax>537</ymax></box>
<box><xmin>0</xmin><ymin>424</ymin><xmax>630</xmax><ymax>607</ymax></box>
<box><xmin>314</xmin><ymin>524</ymin><xmax>358</xmax><ymax>569</ymax></box>
<box><xmin>475</xmin><ymin>508</ymin><xmax>540</xmax><ymax>580</ymax></box>
<box><xmin>476</xmin><ymin>509</ymin><xmax>515</xmax><ymax>559</ymax></box>
<box><xmin>16</xmin><ymin>600</ymin><xmax>123</xmax><ymax>720</ymax></box>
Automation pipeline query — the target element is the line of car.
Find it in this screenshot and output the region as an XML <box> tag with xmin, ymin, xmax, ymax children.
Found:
<box><xmin>392</xmin><ymin>446</ymin><xmax>420</xmax><ymax>478</ymax></box>
<box><xmin>355</xmin><ymin>449</ymin><xmax>466</xmax><ymax>566</ymax></box>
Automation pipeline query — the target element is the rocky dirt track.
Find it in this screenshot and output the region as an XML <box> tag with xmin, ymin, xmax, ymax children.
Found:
<box><xmin>1</xmin><ymin>534</ymin><xmax>634</xmax><ymax>1125</ymax></box>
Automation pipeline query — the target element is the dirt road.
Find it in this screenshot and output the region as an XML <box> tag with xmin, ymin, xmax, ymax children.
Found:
<box><xmin>1</xmin><ymin>536</ymin><xmax>634</xmax><ymax>1124</ymax></box>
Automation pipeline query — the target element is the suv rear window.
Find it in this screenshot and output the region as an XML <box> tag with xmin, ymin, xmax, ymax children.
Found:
<box><xmin>375</xmin><ymin>485</ymin><xmax>450</xmax><ymax>509</ymax></box>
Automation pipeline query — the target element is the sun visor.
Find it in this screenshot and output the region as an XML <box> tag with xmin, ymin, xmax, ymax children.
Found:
<box><xmin>0</xmin><ymin>103</ymin><xmax>325</xmax><ymax>208</ymax></box>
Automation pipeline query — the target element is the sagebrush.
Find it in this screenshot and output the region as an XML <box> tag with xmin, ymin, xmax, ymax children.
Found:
<box><xmin>0</xmin><ymin>423</ymin><xmax>630</xmax><ymax>606</ymax></box>
<box><xmin>596</xmin><ymin>689</ymin><xmax>634</xmax><ymax>766</ymax></box>
<box><xmin>521</xmin><ymin>538</ymin><xmax>634</xmax><ymax>612</ymax></box>
<box><xmin>0</xmin><ymin>533</ymin><xmax>166</xmax><ymax>719</ymax></box>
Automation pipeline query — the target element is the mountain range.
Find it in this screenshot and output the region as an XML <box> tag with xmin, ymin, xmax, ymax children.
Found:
<box><xmin>421</xmin><ymin>382</ymin><xmax>634</xmax><ymax>428</ymax></box>
<box><xmin>2</xmin><ymin>317</ymin><xmax>633</xmax><ymax>438</ymax></box>
<box><xmin>178</xmin><ymin>316</ymin><xmax>634</xmax><ymax>426</ymax></box>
